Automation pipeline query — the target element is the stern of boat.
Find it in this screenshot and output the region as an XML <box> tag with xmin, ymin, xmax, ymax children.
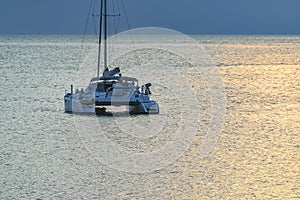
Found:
<box><xmin>64</xmin><ymin>93</ymin><xmax>73</xmax><ymax>113</ymax></box>
<box><xmin>129</xmin><ymin>100</ymin><xmax>159</xmax><ymax>115</ymax></box>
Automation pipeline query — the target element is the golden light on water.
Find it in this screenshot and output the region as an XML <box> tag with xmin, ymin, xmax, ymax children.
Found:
<box><xmin>0</xmin><ymin>35</ymin><xmax>299</xmax><ymax>199</ymax></box>
<box><xmin>216</xmin><ymin>64</ymin><xmax>300</xmax><ymax>198</ymax></box>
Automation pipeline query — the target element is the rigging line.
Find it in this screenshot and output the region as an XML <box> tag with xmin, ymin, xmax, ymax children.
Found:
<box><xmin>120</xmin><ymin>0</ymin><xmax>138</xmax><ymax>65</ymax></box>
<box><xmin>106</xmin><ymin>1</ymin><xmax>112</xmax><ymax>63</ymax></box>
<box><xmin>110</xmin><ymin>0</ymin><xmax>120</xmax><ymax>63</ymax></box>
<box><xmin>104</xmin><ymin>0</ymin><xmax>108</xmax><ymax>70</ymax></box>
<box><xmin>111</xmin><ymin>0</ymin><xmax>117</xmax><ymax>33</ymax></box>
<box><xmin>80</xmin><ymin>0</ymin><xmax>94</xmax><ymax>64</ymax></box>
<box><xmin>121</xmin><ymin>0</ymin><xmax>130</xmax><ymax>30</ymax></box>
<box><xmin>97</xmin><ymin>0</ymin><xmax>103</xmax><ymax>77</ymax></box>
<box><xmin>82</xmin><ymin>0</ymin><xmax>94</xmax><ymax>44</ymax></box>
<box><xmin>111</xmin><ymin>0</ymin><xmax>120</xmax><ymax>34</ymax></box>
<box><xmin>106</xmin><ymin>0</ymin><xmax>110</xmax><ymax>36</ymax></box>
<box><xmin>106</xmin><ymin>1</ymin><xmax>120</xmax><ymax>34</ymax></box>
<box><xmin>92</xmin><ymin>0</ymin><xmax>99</xmax><ymax>38</ymax></box>
<box><xmin>115</xmin><ymin>0</ymin><xmax>121</xmax><ymax>34</ymax></box>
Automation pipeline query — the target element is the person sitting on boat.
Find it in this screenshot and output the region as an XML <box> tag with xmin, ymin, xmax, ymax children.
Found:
<box><xmin>145</xmin><ymin>83</ymin><xmax>152</xmax><ymax>95</ymax></box>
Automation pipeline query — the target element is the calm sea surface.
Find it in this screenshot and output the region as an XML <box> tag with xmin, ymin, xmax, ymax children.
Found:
<box><xmin>0</xmin><ymin>35</ymin><xmax>299</xmax><ymax>199</ymax></box>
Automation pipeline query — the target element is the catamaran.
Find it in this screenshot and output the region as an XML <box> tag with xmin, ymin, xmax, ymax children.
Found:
<box><xmin>64</xmin><ymin>0</ymin><xmax>159</xmax><ymax>115</ymax></box>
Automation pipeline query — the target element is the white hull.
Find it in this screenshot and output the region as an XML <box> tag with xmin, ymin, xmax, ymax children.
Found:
<box><xmin>64</xmin><ymin>94</ymin><xmax>95</xmax><ymax>113</ymax></box>
<box><xmin>64</xmin><ymin>86</ymin><xmax>159</xmax><ymax>115</ymax></box>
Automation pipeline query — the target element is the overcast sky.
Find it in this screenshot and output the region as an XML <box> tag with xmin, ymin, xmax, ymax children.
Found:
<box><xmin>0</xmin><ymin>0</ymin><xmax>299</xmax><ymax>34</ymax></box>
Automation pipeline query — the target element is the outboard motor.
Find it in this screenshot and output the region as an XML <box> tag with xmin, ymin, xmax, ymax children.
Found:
<box><xmin>145</xmin><ymin>83</ymin><xmax>152</xmax><ymax>95</ymax></box>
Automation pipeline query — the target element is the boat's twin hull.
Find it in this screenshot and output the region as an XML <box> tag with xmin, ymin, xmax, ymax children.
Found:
<box><xmin>129</xmin><ymin>101</ymin><xmax>159</xmax><ymax>115</ymax></box>
<box><xmin>64</xmin><ymin>94</ymin><xmax>159</xmax><ymax>115</ymax></box>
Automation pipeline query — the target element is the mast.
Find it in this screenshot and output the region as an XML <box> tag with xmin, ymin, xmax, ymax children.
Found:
<box><xmin>97</xmin><ymin>0</ymin><xmax>103</xmax><ymax>78</ymax></box>
<box><xmin>103</xmin><ymin>0</ymin><xmax>108</xmax><ymax>71</ymax></box>
<box><xmin>97</xmin><ymin>0</ymin><xmax>107</xmax><ymax>77</ymax></box>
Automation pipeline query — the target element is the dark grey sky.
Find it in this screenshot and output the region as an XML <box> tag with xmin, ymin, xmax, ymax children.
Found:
<box><xmin>0</xmin><ymin>0</ymin><xmax>299</xmax><ymax>34</ymax></box>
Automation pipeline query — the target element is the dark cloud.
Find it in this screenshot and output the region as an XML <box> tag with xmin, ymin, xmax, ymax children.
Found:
<box><xmin>0</xmin><ymin>0</ymin><xmax>299</xmax><ymax>34</ymax></box>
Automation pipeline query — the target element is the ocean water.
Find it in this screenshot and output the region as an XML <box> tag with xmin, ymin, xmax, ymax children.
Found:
<box><xmin>0</xmin><ymin>34</ymin><xmax>299</xmax><ymax>199</ymax></box>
